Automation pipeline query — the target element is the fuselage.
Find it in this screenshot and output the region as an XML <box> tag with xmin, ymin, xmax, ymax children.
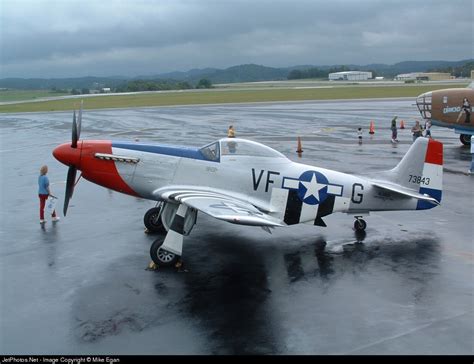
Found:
<box><xmin>53</xmin><ymin>138</ymin><xmax>431</xmax><ymax>227</ymax></box>
<box><xmin>417</xmin><ymin>88</ymin><xmax>474</xmax><ymax>135</ymax></box>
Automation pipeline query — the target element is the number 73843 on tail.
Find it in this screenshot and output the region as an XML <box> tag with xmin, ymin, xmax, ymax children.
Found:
<box><xmin>53</xmin><ymin>109</ymin><xmax>442</xmax><ymax>267</ymax></box>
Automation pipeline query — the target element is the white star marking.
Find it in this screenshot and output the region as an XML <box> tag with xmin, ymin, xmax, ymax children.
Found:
<box><xmin>301</xmin><ymin>173</ymin><xmax>327</xmax><ymax>201</ymax></box>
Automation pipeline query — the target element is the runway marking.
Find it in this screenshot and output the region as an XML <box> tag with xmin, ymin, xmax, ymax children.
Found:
<box><xmin>443</xmin><ymin>248</ymin><xmax>474</xmax><ymax>262</ymax></box>
<box><xmin>343</xmin><ymin>310</ymin><xmax>473</xmax><ymax>354</ymax></box>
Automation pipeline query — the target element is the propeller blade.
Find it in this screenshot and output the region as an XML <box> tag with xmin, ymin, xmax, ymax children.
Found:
<box><xmin>77</xmin><ymin>100</ymin><xmax>83</xmax><ymax>140</ymax></box>
<box><xmin>71</xmin><ymin>109</ymin><xmax>78</xmax><ymax>148</ymax></box>
<box><xmin>63</xmin><ymin>165</ymin><xmax>77</xmax><ymax>216</ymax></box>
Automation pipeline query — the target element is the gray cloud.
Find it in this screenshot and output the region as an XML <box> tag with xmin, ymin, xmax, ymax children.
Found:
<box><xmin>1</xmin><ymin>0</ymin><xmax>472</xmax><ymax>77</ymax></box>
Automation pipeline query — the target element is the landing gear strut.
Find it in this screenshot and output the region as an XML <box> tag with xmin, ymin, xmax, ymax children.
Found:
<box><xmin>460</xmin><ymin>134</ymin><xmax>471</xmax><ymax>146</ymax></box>
<box><xmin>144</xmin><ymin>202</ymin><xmax>166</xmax><ymax>234</ymax></box>
<box><xmin>148</xmin><ymin>203</ymin><xmax>197</xmax><ymax>268</ymax></box>
<box><xmin>353</xmin><ymin>217</ymin><xmax>367</xmax><ymax>232</ymax></box>
<box><xmin>150</xmin><ymin>237</ymin><xmax>179</xmax><ymax>267</ymax></box>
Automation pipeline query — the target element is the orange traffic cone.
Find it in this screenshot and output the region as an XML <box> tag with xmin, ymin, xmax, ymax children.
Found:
<box><xmin>296</xmin><ymin>136</ymin><xmax>303</xmax><ymax>153</ymax></box>
<box><xmin>369</xmin><ymin>121</ymin><xmax>375</xmax><ymax>134</ymax></box>
<box><xmin>400</xmin><ymin>120</ymin><xmax>405</xmax><ymax>129</ymax></box>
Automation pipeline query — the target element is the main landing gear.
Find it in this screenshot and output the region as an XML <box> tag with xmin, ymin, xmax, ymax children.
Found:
<box><xmin>460</xmin><ymin>134</ymin><xmax>471</xmax><ymax>146</ymax></box>
<box><xmin>144</xmin><ymin>202</ymin><xmax>166</xmax><ymax>234</ymax></box>
<box><xmin>353</xmin><ymin>216</ymin><xmax>367</xmax><ymax>232</ymax></box>
<box><xmin>150</xmin><ymin>237</ymin><xmax>179</xmax><ymax>267</ymax></box>
<box><xmin>145</xmin><ymin>202</ymin><xmax>197</xmax><ymax>268</ymax></box>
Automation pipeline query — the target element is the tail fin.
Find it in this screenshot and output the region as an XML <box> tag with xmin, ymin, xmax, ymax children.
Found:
<box><xmin>382</xmin><ymin>138</ymin><xmax>443</xmax><ymax>209</ymax></box>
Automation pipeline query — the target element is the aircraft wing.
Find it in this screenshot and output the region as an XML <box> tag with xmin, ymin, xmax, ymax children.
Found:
<box><xmin>157</xmin><ymin>189</ymin><xmax>284</xmax><ymax>227</ymax></box>
<box><xmin>370</xmin><ymin>181</ymin><xmax>440</xmax><ymax>205</ymax></box>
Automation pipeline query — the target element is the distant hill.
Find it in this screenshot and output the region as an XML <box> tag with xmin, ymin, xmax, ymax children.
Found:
<box><xmin>0</xmin><ymin>76</ymin><xmax>127</xmax><ymax>90</ymax></box>
<box><xmin>136</xmin><ymin>67</ymin><xmax>219</xmax><ymax>81</ymax></box>
<box><xmin>1</xmin><ymin>60</ymin><xmax>472</xmax><ymax>90</ymax></box>
<box><xmin>137</xmin><ymin>64</ymin><xmax>288</xmax><ymax>84</ymax></box>
<box><xmin>196</xmin><ymin>64</ymin><xmax>289</xmax><ymax>84</ymax></box>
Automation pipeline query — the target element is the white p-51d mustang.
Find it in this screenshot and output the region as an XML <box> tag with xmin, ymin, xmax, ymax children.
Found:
<box><xmin>53</xmin><ymin>108</ymin><xmax>443</xmax><ymax>267</ymax></box>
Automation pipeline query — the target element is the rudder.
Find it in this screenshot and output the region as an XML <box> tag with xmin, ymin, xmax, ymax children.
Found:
<box><xmin>387</xmin><ymin>138</ymin><xmax>443</xmax><ymax>209</ymax></box>
<box><xmin>417</xmin><ymin>138</ymin><xmax>443</xmax><ymax>209</ymax></box>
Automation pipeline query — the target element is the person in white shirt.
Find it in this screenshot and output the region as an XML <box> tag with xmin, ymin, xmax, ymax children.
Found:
<box><xmin>424</xmin><ymin>120</ymin><xmax>432</xmax><ymax>138</ymax></box>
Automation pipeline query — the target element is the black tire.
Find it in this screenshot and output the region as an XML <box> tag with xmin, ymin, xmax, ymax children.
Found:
<box><xmin>354</xmin><ymin>219</ymin><xmax>367</xmax><ymax>231</ymax></box>
<box><xmin>150</xmin><ymin>237</ymin><xmax>179</xmax><ymax>267</ymax></box>
<box><xmin>460</xmin><ymin>134</ymin><xmax>471</xmax><ymax>146</ymax></box>
<box><xmin>144</xmin><ymin>207</ymin><xmax>165</xmax><ymax>233</ymax></box>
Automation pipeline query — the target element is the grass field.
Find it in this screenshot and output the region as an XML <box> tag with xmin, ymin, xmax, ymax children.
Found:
<box><xmin>0</xmin><ymin>90</ymin><xmax>69</xmax><ymax>103</ymax></box>
<box><xmin>0</xmin><ymin>84</ymin><xmax>467</xmax><ymax>113</ymax></box>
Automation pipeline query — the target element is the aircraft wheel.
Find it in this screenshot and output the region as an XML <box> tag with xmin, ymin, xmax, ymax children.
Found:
<box><xmin>144</xmin><ymin>206</ymin><xmax>166</xmax><ymax>234</ymax></box>
<box><xmin>150</xmin><ymin>238</ymin><xmax>179</xmax><ymax>267</ymax></box>
<box><xmin>354</xmin><ymin>219</ymin><xmax>367</xmax><ymax>231</ymax></box>
<box><xmin>460</xmin><ymin>134</ymin><xmax>471</xmax><ymax>146</ymax></box>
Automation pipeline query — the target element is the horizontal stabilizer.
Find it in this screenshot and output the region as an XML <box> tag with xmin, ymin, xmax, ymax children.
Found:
<box><xmin>371</xmin><ymin>181</ymin><xmax>440</xmax><ymax>205</ymax></box>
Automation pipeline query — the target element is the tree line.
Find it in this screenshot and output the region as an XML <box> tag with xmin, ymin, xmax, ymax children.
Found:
<box><xmin>287</xmin><ymin>66</ymin><xmax>378</xmax><ymax>80</ymax></box>
<box><xmin>428</xmin><ymin>61</ymin><xmax>474</xmax><ymax>78</ymax></box>
<box><xmin>69</xmin><ymin>78</ymin><xmax>213</xmax><ymax>94</ymax></box>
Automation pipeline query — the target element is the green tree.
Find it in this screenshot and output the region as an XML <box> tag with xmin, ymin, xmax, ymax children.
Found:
<box><xmin>196</xmin><ymin>78</ymin><xmax>212</xmax><ymax>89</ymax></box>
<box><xmin>288</xmin><ymin>70</ymin><xmax>303</xmax><ymax>79</ymax></box>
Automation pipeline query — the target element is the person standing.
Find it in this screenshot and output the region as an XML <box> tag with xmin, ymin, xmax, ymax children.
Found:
<box><xmin>411</xmin><ymin>120</ymin><xmax>422</xmax><ymax>141</ymax></box>
<box><xmin>357</xmin><ymin>127</ymin><xmax>363</xmax><ymax>144</ymax></box>
<box><xmin>424</xmin><ymin>120</ymin><xmax>432</xmax><ymax>138</ymax></box>
<box><xmin>227</xmin><ymin>125</ymin><xmax>235</xmax><ymax>138</ymax></box>
<box><xmin>391</xmin><ymin>116</ymin><xmax>399</xmax><ymax>143</ymax></box>
<box><xmin>38</xmin><ymin>165</ymin><xmax>59</xmax><ymax>224</ymax></box>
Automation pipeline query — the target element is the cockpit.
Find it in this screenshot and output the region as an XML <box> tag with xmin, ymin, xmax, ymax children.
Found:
<box><xmin>199</xmin><ymin>138</ymin><xmax>286</xmax><ymax>162</ymax></box>
<box><xmin>416</xmin><ymin>91</ymin><xmax>432</xmax><ymax>119</ymax></box>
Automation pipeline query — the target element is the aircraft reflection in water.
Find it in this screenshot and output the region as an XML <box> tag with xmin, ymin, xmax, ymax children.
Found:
<box><xmin>53</xmin><ymin>105</ymin><xmax>443</xmax><ymax>268</ymax></box>
<box><xmin>282</xmin><ymin>234</ymin><xmax>441</xmax><ymax>286</ymax></box>
<box><xmin>416</xmin><ymin>83</ymin><xmax>474</xmax><ymax>145</ymax></box>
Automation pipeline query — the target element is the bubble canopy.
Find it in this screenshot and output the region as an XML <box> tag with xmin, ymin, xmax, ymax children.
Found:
<box><xmin>199</xmin><ymin>138</ymin><xmax>287</xmax><ymax>161</ymax></box>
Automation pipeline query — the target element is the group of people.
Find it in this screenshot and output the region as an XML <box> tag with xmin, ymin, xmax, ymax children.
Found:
<box><xmin>391</xmin><ymin>116</ymin><xmax>431</xmax><ymax>143</ymax></box>
<box><xmin>358</xmin><ymin>116</ymin><xmax>432</xmax><ymax>145</ymax></box>
<box><xmin>410</xmin><ymin>119</ymin><xmax>431</xmax><ymax>141</ymax></box>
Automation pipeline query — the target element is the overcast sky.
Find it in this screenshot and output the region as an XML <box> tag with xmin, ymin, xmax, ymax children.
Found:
<box><xmin>1</xmin><ymin>0</ymin><xmax>472</xmax><ymax>78</ymax></box>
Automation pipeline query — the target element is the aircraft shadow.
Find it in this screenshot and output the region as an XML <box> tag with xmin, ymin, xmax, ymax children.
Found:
<box><xmin>68</xmin><ymin>227</ymin><xmax>441</xmax><ymax>354</ymax></box>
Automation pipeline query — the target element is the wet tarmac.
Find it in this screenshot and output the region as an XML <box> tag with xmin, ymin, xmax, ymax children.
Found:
<box><xmin>0</xmin><ymin>99</ymin><xmax>473</xmax><ymax>354</ymax></box>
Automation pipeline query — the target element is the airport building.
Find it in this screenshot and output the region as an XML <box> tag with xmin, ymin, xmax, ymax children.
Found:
<box><xmin>395</xmin><ymin>72</ymin><xmax>452</xmax><ymax>81</ymax></box>
<box><xmin>328</xmin><ymin>71</ymin><xmax>372</xmax><ymax>81</ymax></box>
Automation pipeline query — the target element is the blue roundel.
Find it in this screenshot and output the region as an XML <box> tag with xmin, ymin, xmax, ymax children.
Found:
<box><xmin>297</xmin><ymin>171</ymin><xmax>329</xmax><ymax>205</ymax></box>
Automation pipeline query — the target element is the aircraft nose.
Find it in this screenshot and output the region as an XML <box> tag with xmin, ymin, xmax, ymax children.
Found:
<box><xmin>53</xmin><ymin>142</ymin><xmax>81</xmax><ymax>168</ymax></box>
<box><xmin>416</xmin><ymin>91</ymin><xmax>432</xmax><ymax>119</ymax></box>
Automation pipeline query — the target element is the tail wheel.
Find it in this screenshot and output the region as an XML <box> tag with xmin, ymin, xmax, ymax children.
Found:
<box><xmin>144</xmin><ymin>205</ymin><xmax>166</xmax><ymax>233</ymax></box>
<box><xmin>354</xmin><ymin>219</ymin><xmax>367</xmax><ymax>231</ymax></box>
<box><xmin>460</xmin><ymin>134</ymin><xmax>471</xmax><ymax>146</ymax></box>
<box><xmin>150</xmin><ymin>238</ymin><xmax>179</xmax><ymax>267</ymax></box>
